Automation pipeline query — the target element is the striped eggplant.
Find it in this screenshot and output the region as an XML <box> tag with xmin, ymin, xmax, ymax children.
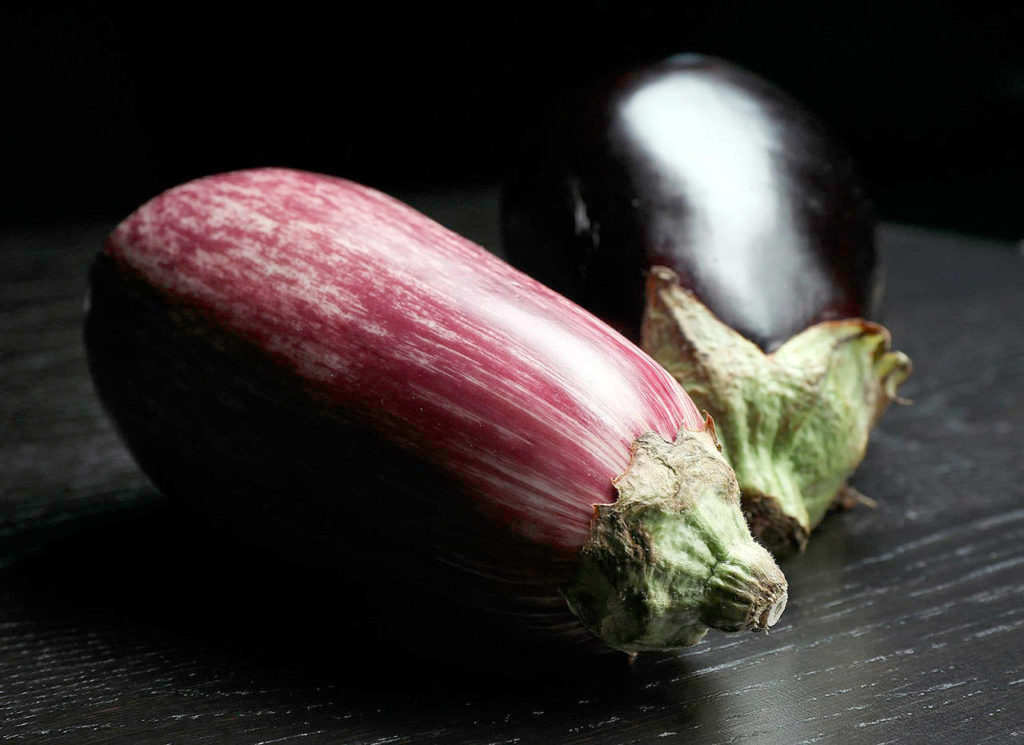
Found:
<box><xmin>501</xmin><ymin>54</ymin><xmax>912</xmax><ymax>555</ymax></box>
<box><xmin>84</xmin><ymin>168</ymin><xmax>787</xmax><ymax>656</ymax></box>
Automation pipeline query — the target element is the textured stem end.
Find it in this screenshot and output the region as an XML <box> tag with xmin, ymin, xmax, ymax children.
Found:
<box><xmin>641</xmin><ymin>267</ymin><xmax>912</xmax><ymax>556</ymax></box>
<box><xmin>562</xmin><ymin>423</ymin><xmax>788</xmax><ymax>652</ymax></box>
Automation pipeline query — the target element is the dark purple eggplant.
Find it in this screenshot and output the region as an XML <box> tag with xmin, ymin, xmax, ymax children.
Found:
<box><xmin>501</xmin><ymin>54</ymin><xmax>911</xmax><ymax>554</ymax></box>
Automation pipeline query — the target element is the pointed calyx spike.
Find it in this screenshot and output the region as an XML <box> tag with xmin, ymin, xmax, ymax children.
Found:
<box><xmin>641</xmin><ymin>266</ymin><xmax>912</xmax><ymax>555</ymax></box>
<box><xmin>562</xmin><ymin>424</ymin><xmax>787</xmax><ymax>652</ymax></box>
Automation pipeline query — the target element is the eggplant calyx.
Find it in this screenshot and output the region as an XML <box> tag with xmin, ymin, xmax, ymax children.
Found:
<box><xmin>641</xmin><ymin>266</ymin><xmax>913</xmax><ymax>556</ymax></box>
<box><xmin>562</xmin><ymin>423</ymin><xmax>788</xmax><ymax>652</ymax></box>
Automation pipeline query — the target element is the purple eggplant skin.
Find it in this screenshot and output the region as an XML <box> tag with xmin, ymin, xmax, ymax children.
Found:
<box><xmin>84</xmin><ymin>169</ymin><xmax>788</xmax><ymax>664</ymax></box>
<box><xmin>500</xmin><ymin>53</ymin><xmax>882</xmax><ymax>352</ymax></box>
<box><xmin>501</xmin><ymin>55</ymin><xmax>911</xmax><ymax>555</ymax></box>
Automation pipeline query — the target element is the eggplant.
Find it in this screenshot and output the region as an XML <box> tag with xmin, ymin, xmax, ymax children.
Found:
<box><xmin>84</xmin><ymin>168</ymin><xmax>787</xmax><ymax>657</ymax></box>
<box><xmin>501</xmin><ymin>54</ymin><xmax>911</xmax><ymax>555</ymax></box>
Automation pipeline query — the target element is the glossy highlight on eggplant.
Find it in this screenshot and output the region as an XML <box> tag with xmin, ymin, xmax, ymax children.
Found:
<box><xmin>503</xmin><ymin>54</ymin><xmax>880</xmax><ymax>350</ymax></box>
<box><xmin>501</xmin><ymin>55</ymin><xmax>911</xmax><ymax>554</ymax></box>
<box><xmin>84</xmin><ymin>168</ymin><xmax>787</xmax><ymax>658</ymax></box>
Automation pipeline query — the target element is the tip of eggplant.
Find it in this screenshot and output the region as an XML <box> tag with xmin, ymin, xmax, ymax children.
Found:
<box><xmin>757</xmin><ymin>589</ymin><xmax>788</xmax><ymax>630</ymax></box>
<box><xmin>698</xmin><ymin>539</ymin><xmax>789</xmax><ymax>636</ymax></box>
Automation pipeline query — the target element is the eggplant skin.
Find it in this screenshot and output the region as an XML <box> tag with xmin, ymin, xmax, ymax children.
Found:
<box><xmin>501</xmin><ymin>53</ymin><xmax>880</xmax><ymax>352</ymax></box>
<box><xmin>501</xmin><ymin>56</ymin><xmax>910</xmax><ymax>555</ymax></box>
<box><xmin>83</xmin><ymin>168</ymin><xmax>726</xmax><ymax>657</ymax></box>
<box><xmin>86</xmin><ymin>253</ymin><xmax>593</xmax><ymax>659</ymax></box>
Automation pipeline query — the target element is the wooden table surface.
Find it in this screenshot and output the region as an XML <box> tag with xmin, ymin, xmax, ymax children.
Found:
<box><xmin>2</xmin><ymin>189</ymin><xmax>1022</xmax><ymax>744</ymax></box>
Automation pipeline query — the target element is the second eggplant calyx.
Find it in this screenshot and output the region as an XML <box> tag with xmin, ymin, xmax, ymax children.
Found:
<box><xmin>641</xmin><ymin>266</ymin><xmax>912</xmax><ymax>556</ymax></box>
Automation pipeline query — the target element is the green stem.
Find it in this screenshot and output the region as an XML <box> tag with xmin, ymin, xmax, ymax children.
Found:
<box><xmin>641</xmin><ymin>267</ymin><xmax>912</xmax><ymax>555</ymax></box>
<box><xmin>563</xmin><ymin>423</ymin><xmax>787</xmax><ymax>652</ymax></box>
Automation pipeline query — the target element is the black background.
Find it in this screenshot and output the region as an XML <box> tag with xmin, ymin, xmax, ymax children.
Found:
<box><xmin>3</xmin><ymin>2</ymin><xmax>1022</xmax><ymax>239</ymax></box>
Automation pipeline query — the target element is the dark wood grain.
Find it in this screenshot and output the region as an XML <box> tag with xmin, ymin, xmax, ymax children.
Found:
<box><xmin>2</xmin><ymin>195</ymin><xmax>1022</xmax><ymax>744</ymax></box>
